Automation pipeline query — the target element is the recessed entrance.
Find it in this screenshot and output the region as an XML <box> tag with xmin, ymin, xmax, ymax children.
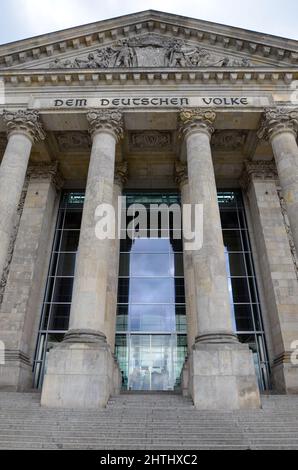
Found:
<box><xmin>115</xmin><ymin>193</ymin><xmax>188</xmax><ymax>391</ymax></box>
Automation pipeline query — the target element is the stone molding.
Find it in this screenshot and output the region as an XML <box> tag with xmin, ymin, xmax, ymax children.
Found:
<box><xmin>2</xmin><ymin>110</ymin><xmax>46</xmax><ymax>144</ymax></box>
<box><xmin>114</xmin><ymin>161</ymin><xmax>128</xmax><ymax>187</ymax></box>
<box><xmin>258</xmin><ymin>107</ymin><xmax>298</xmax><ymax>141</ymax></box>
<box><xmin>27</xmin><ymin>162</ymin><xmax>64</xmax><ymax>191</ymax></box>
<box><xmin>175</xmin><ymin>161</ymin><xmax>188</xmax><ymax>187</ymax></box>
<box><xmin>277</xmin><ymin>187</ymin><xmax>298</xmax><ymax>280</ymax></box>
<box><xmin>179</xmin><ymin>108</ymin><xmax>216</xmax><ymax>140</ymax></box>
<box><xmin>1</xmin><ymin>70</ymin><xmax>296</xmax><ymax>87</ymax></box>
<box><xmin>273</xmin><ymin>351</ymin><xmax>296</xmax><ymax>367</ymax></box>
<box><xmin>4</xmin><ymin>350</ymin><xmax>31</xmax><ymax>366</ymax></box>
<box><xmin>87</xmin><ymin>109</ymin><xmax>124</xmax><ymax>142</ymax></box>
<box><xmin>240</xmin><ymin>160</ymin><xmax>278</xmax><ymax>192</ymax></box>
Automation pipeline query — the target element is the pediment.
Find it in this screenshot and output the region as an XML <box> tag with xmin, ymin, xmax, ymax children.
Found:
<box><xmin>0</xmin><ymin>10</ymin><xmax>298</xmax><ymax>70</ymax></box>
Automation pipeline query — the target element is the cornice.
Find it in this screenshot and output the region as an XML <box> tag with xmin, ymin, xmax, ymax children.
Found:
<box><xmin>0</xmin><ymin>68</ymin><xmax>297</xmax><ymax>87</ymax></box>
<box><xmin>0</xmin><ymin>11</ymin><xmax>297</xmax><ymax>69</ymax></box>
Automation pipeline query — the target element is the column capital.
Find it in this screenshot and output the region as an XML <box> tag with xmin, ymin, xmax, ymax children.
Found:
<box><xmin>87</xmin><ymin>109</ymin><xmax>124</xmax><ymax>142</ymax></box>
<box><xmin>240</xmin><ymin>160</ymin><xmax>278</xmax><ymax>192</ymax></box>
<box><xmin>27</xmin><ymin>162</ymin><xmax>64</xmax><ymax>191</ymax></box>
<box><xmin>178</xmin><ymin>108</ymin><xmax>216</xmax><ymax>141</ymax></box>
<box><xmin>258</xmin><ymin>107</ymin><xmax>298</xmax><ymax>141</ymax></box>
<box><xmin>3</xmin><ymin>109</ymin><xmax>46</xmax><ymax>144</ymax></box>
<box><xmin>175</xmin><ymin>161</ymin><xmax>188</xmax><ymax>188</ymax></box>
<box><xmin>114</xmin><ymin>161</ymin><xmax>128</xmax><ymax>188</ymax></box>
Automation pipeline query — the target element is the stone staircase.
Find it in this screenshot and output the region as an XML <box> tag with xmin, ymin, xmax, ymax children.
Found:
<box><xmin>0</xmin><ymin>391</ymin><xmax>298</xmax><ymax>450</ymax></box>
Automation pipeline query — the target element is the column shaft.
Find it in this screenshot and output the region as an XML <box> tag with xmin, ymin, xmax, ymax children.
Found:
<box><xmin>0</xmin><ymin>164</ymin><xmax>61</xmax><ymax>391</ymax></box>
<box><xmin>178</xmin><ymin>109</ymin><xmax>260</xmax><ymax>410</ymax></box>
<box><xmin>258</xmin><ymin>108</ymin><xmax>298</xmax><ymax>254</ymax></box>
<box><xmin>41</xmin><ymin>110</ymin><xmax>123</xmax><ymax>409</ymax></box>
<box><xmin>185</xmin><ymin>129</ymin><xmax>235</xmax><ymax>340</ymax></box>
<box><xmin>271</xmin><ymin>131</ymin><xmax>298</xmax><ymax>253</ymax></box>
<box><xmin>0</xmin><ymin>134</ymin><xmax>31</xmax><ymax>279</ymax></box>
<box><xmin>68</xmin><ymin>131</ymin><xmax>117</xmax><ymax>336</ymax></box>
<box><xmin>0</xmin><ymin>110</ymin><xmax>45</xmax><ymax>280</ymax></box>
<box><xmin>243</xmin><ymin>161</ymin><xmax>298</xmax><ymax>393</ymax></box>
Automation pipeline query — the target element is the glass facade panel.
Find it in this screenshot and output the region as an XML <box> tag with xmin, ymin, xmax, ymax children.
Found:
<box><xmin>34</xmin><ymin>189</ymin><xmax>270</xmax><ymax>392</ymax></box>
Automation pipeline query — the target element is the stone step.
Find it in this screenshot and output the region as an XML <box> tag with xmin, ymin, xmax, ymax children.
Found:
<box><xmin>0</xmin><ymin>392</ymin><xmax>298</xmax><ymax>450</ymax></box>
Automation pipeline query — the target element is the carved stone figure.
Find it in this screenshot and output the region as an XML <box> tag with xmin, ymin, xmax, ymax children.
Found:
<box><xmin>49</xmin><ymin>35</ymin><xmax>252</xmax><ymax>69</ymax></box>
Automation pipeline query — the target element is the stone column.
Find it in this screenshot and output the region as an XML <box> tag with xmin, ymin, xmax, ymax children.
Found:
<box><xmin>41</xmin><ymin>110</ymin><xmax>124</xmax><ymax>409</ymax></box>
<box><xmin>175</xmin><ymin>161</ymin><xmax>197</xmax><ymax>352</ymax></box>
<box><xmin>0</xmin><ymin>110</ymin><xmax>45</xmax><ymax>281</ymax></box>
<box><xmin>0</xmin><ymin>163</ymin><xmax>62</xmax><ymax>391</ymax></box>
<box><xmin>258</xmin><ymin>108</ymin><xmax>298</xmax><ymax>254</ymax></box>
<box><xmin>105</xmin><ymin>162</ymin><xmax>128</xmax><ymax>351</ymax></box>
<box><xmin>178</xmin><ymin>108</ymin><xmax>260</xmax><ymax>410</ymax></box>
<box><xmin>242</xmin><ymin>161</ymin><xmax>298</xmax><ymax>394</ymax></box>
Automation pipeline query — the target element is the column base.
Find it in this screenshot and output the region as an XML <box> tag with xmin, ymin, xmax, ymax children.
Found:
<box><xmin>272</xmin><ymin>358</ymin><xmax>298</xmax><ymax>394</ymax></box>
<box><xmin>0</xmin><ymin>351</ymin><xmax>33</xmax><ymax>391</ymax></box>
<box><xmin>41</xmin><ymin>331</ymin><xmax>121</xmax><ymax>409</ymax></box>
<box><xmin>189</xmin><ymin>341</ymin><xmax>261</xmax><ymax>410</ymax></box>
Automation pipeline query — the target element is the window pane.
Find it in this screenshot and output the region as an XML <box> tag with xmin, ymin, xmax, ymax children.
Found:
<box><xmin>220</xmin><ymin>210</ymin><xmax>239</xmax><ymax>229</ymax></box>
<box><xmin>130</xmin><ymin>278</ymin><xmax>175</xmax><ymax>303</ymax></box>
<box><xmin>119</xmin><ymin>254</ymin><xmax>130</xmax><ymax>277</ymax></box>
<box><xmin>227</xmin><ymin>253</ymin><xmax>247</xmax><ymax>276</ymax></box>
<box><xmin>131</xmin><ymin>254</ymin><xmax>171</xmax><ymax>276</ymax></box>
<box><xmin>223</xmin><ymin>231</ymin><xmax>243</xmax><ymax>252</ymax></box>
<box><xmin>64</xmin><ymin>211</ymin><xmax>82</xmax><ymax>229</ymax></box>
<box><xmin>52</xmin><ymin>277</ymin><xmax>74</xmax><ymax>303</ymax></box>
<box><xmin>59</xmin><ymin>231</ymin><xmax>80</xmax><ymax>252</ymax></box>
<box><xmin>48</xmin><ymin>304</ymin><xmax>71</xmax><ymax>331</ymax></box>
<box><xmin>129</xmin><ymin>305</ymin><xmax>176</xmax><ymax>332</ymax></box>
<box><xmin>131</xmin><ymin>238</ymin><xmax>170</xmax><ymax>253</ymax></box>
<box><xmin>116</xmin><ymin>305</ymin><xmax>129</xmax><ymax>331</ymax></box>
<box><xmin>56</xmin><ymin>253</ymin><xmax>76</xmax><ymax>276</ymax></box>
<box><xmin>231</xmin><ymin>278</ymin><xmax>250</xmax><ymax>303</ymax></box>
<box><xmin>174</xmin><ymin>253</ymin><xmax>184</xmax><ymax>277</ymax></box>
<box><xmin>234</xmin><ymin>304</ymin><xmax>255</xmax><ymax>332</ymax></box>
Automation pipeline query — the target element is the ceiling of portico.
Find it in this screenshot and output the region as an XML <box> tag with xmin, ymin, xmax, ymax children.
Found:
<box><xmin>0</xmin><ymin>10</ymin><xmax>298</xmax><ymax>71</ymax></box>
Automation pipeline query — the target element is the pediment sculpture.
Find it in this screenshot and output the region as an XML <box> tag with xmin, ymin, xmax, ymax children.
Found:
<box><xmin>49</xmin><ymin>35</ymin><xmax>251</xmax><ymax>69</ymax></box>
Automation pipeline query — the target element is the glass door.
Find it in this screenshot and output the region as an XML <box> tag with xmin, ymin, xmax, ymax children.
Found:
<box><xmin>128</xmin><ymin>334</ymin><xmax>174</xmax><ymax>391</ymax></box>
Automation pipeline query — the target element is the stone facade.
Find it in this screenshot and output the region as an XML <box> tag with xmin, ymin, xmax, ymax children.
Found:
<box><xmin>0</xmin><ymin>10</ymin><xmax>298</xmax><ymax>408</ymax></box>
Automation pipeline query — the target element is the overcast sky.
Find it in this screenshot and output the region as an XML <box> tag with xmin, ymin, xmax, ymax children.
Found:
<box><xmin>0</xmin><ymin>0</ymin><xmax>298</xmax><ymax>45</ymax></box>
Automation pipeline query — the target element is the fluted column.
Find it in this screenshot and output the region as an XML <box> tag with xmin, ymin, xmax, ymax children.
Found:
<box><xmin>175</xmin><ymin>161</ymin><xmax>197</xmax><ymax>352</ymax></box>
<box><xmin>41</xmin><ymin>110</ymin><xmax>124</xmax><ymax>409</ymax></box>
<box><xmin>0</xmin><ymin>110</ymin><xmax>45</xmax><ymax>280</ymax></box>
<box><xmin>178</xmin><ymin>108</ymin><xmax>260</xmax><ymax>410</ymax></box>
<box><xmin>258</xmin><ymin>108</ymin><xmax>298</xmax><ymax>254</ymax></box>
<box><xmin>65</xmin><ymin>110</ymin><xmax>124</xmax><ymax>342</ymax></box>
<box><xmin>105</xmin><ymin>162</ymin><xmax>128</xmax><ymax>351</ymax></box>
<box><xmin>179</xmin><ymin>109</ymin><xmax>236</xmax><ymax>342</ymax></box>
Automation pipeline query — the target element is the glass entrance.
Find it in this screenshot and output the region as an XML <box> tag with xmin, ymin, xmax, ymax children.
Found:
<box><xmin>115</xmin><ymin>193</ymin><xmax>188</xmax><ymax>391</ymax></box>
<box><xmin>129</xmin><ymin>335</ymin><xmax>174</xmax><ymax>391</ymax></box>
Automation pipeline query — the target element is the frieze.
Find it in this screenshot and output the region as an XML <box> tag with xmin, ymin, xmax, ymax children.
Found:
<box><xmin>129</xmin><ymin>131</ymin><xmax>173</xmax><ymax>151</ymax></box>
<box><xmin>54</xmin><ymin>131</ymin><xmax>92</xmax><ymax>152</ymax></box>
<box><xmin>49</xmin><ymin>35</ymin><xmax>252</xmax><ymax>69</ymax></box>
<box><xmin>211</xmin><ymin>130</ymin><xmax>248</xmax><ymax>151</ymax></box>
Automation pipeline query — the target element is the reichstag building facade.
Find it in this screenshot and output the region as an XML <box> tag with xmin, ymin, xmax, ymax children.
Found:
<box><xmin>0</xmin><ymin>10</ymin><xmax>297</xmax><ymax>410</ymax></box>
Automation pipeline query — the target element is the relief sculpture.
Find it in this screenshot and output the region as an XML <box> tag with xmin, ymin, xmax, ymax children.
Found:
<box><xmin>49</xmin><ymin>35</ymin><xmax>252</xmax><ymax>69</ymax></box>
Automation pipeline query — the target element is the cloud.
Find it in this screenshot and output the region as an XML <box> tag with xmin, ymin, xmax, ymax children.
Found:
<box><xmin>1</xmin><ymin>0</ymin><xmax>298</xmax><ymax>44</ymax></box>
